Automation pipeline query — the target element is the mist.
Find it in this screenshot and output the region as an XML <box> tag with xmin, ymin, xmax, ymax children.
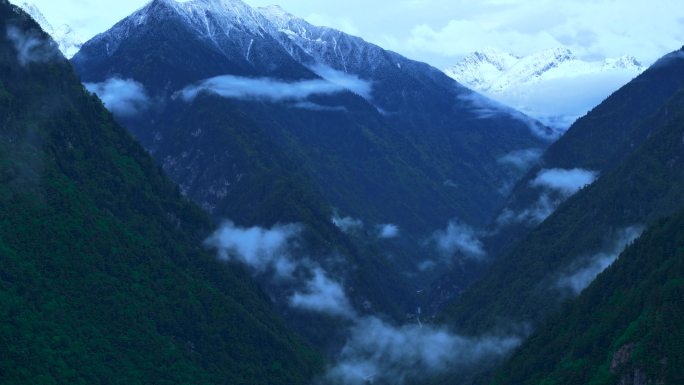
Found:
<box><xmin>6</xmin><ymin>25</ymin><xmax>59</xmax><ymax>66</ymax></box>
<box><xmin>324</xmin><ymin>316</ymin><xmax>522</xmax><ymax>385</ymax></box>
<box><xmin>556</xmin><ymin>226</ymin><xmax>644</xmax><ymax>295</ymax></box>
<box><xmin>290</xmin><ymin>267</ymin><xmax>356</xmax><ymax>319</ymax></box>
<box><xmin>310</xmin><ymin>64</ymin><xmax>373</xmax><ymax>100</ymax></box>
<box><xmin>531</xmin><ymin>168</ymin><xmax>599</xmax><ymax>196</ymax></box>
<box><xmin>204</xmin><ymin>221</ymin><xmax>301</xmax><ymax>279</ymax></box>
<box><xmin>432</xmin><ymin>220</ymin><xmax>486</xmax><ymax>261</ymax></box>
<box><xmin>377</xmin><ymin>224</ymin><xmax>400</xmax><ymax>239</ymax></box>
<box><xmin>498</xmin><ymin>149</ymin><xmax>543</xmax><ymax>171</ymax></box>
<box><xmin>84</xmin><ymin>78</ymin><xmax>151</xmax><ymax>117</ymax></box>
<box><xmin>332</xmin><ymin>215</ymin><xmax>364</xmax><ymax>233</ymax></box>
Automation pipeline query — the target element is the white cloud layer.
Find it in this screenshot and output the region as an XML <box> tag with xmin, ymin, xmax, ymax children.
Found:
<box><xmin>84</xmin><ymin>78</ymin><xmax>151</xmax><ymax>117</ymax></box>
<box><xmin>378</xmin><ymin>224</ymin><xmax>400</xmax><ymax>239</ymax></box>
<box><xmin>332</xmin><ymin>215</ymin><xmax>364</xmax><ymax>233</ymax></box>
<box><xmin>531</xmin><ymin>168</ymin><xmax>598</xmax><ymax>196</ymax></box>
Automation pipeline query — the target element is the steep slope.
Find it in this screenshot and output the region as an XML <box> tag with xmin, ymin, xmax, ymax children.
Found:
<box><xmin>493</xmin><ymin>208</ymin><xmax>684</xmax><ymax>385</ymax></box>
<box><xmin>445</xmin><ymin>47</ymin><xmax>645</xmax><ymax>129</ymax></box>
<box><xmin>17</xmin><ymin>2</ymin><xmax>83</xmax><ymax>57</ymax></box>
<box><xmin>441</xmin><ymin>78</ymin><xmax>684</xmax><ymax>336</ymax></box>
<box><xmin>71</xmin><ymin>0</ymin><xmax>552</xmax><ymax>317</ymax></box>
<box><xmin>0</xmin><ymin>2</ymin><xmax>319</xmax><ymax>384</ymax></box>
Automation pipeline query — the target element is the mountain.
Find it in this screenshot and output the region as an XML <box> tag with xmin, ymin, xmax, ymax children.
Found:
<box><xmin>17</xmin><ymin>2</ymin><xmax>83</xmax><ymax>57</ymax></box>
<box><xmin>445</xmin><ymin>47</ymin><xmax>646</xmax><ymax>129</ymax></box>
<box><xmin>493</xmin><ymin>206</ymin><xmax>684</xmax><ymax>385</ymax></box>
<box><xmin>71</xmin><ymin>0</ymin><xmax>554</xmax><ymax>324</ymax></box>
<box><xmin>0</xmin><ymin>2</ymin><xmax>320</xmax><ymax>383</ymax></box>
<box><xmin>430</xmin><ymin>47</ymin><xmax>684</xmax><ymax>383</ymax></box>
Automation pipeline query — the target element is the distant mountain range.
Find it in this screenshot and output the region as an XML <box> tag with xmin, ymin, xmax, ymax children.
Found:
<box><xmin>17</xmin><ymin>2</ymin><xmax>82</xmax><ymax>57</ymax></box>
<box><xmin>445</xmin><ymin>47</ymin><xmax>646</xmax><ymax>129</ymax></box>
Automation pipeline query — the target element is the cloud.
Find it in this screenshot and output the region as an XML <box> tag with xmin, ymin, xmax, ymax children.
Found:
<box><xmin>290</xmin><ymin>267</ymin><xmax>356</xmax><ymax>319</ymax></box>
<box><xmin>498</xmin><ymin>148</ymin><xmax>543</xmax><ymax>171</ymax></box>
<box><xmin>332</xmin><ymin>215</ymin><xmax>364</xmax><ymax>233</ymax></box>
<box><xmin>6</xmin><ymin>25</ymin><xmax>60</xmax><ymax>66</ymax></box>
<box><xmin>324</xmin><ymin>316</ymin><xmax>522</xmax><ymax>385</ymax></box>
<box><xmin>310</xmin><ymin>65</ymin><xmax>374</xmax><ymax>100</ymax></box>
<box><xmin>432</xmin><ymin>220</ymin><xmax>486</xmax><ymax>261</ymax></box>
<box><xmin>556</xmin><ymin>226</ymin><xmax>643</xmax><ymax>295</ymax></box>
<box><xmin>497</xmin><ymin>193</ymin><xmax>557</xmax><ymax>226</ymax></box>
<box><xmin>177</xmin><ymin>70</ymin><xmax>373</xmax><ymax>103</ymax></box>
<box><xmin>531</xmin><ymin>168</ymin><xmax>598</xmax><ymax>196</ymax></box>
<box><xmin>84</xmin><ymin>78</ymin><xmax>151</xmax><ymax>117</ymax></box>
<box><xmin>204</xmin><ymin>221</ymin><xmax>301</xmax><ymax>279</ymax></box>
<box><xmin>377</xmin><ymin>224</ymin><xmax>400</xmax><ymax>239</ymax></box>
<box><xmin>458</xmin><ymin>91</ymin><xmax>560</xmax><ymax>140</ymax></box>
<box><xmin>294</xmin><ymin>101</ymin><xmax>347</xmax><ymax>112</ymax></box>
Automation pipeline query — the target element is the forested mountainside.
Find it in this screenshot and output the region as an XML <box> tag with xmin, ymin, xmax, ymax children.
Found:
<box><xmin>492</xmin><ymin>207</ymin><xmax>684</xmax><ymax>385</ymax></box>
<box><xmin>0</xmin><ymin>2</ymin><xmax>319</xmax><ymax>383</ymax></box>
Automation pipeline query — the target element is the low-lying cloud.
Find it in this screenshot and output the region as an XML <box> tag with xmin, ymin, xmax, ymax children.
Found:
<box><xmin>324</xmin><ymin>317</ymin><xmax>521</xmax><ymax>385</ymax></box>
<box><xmin>458</xmin><ymin>91</ymin><xmax>561</xmax><ymax>140</ymax></box>
<box><xmin>498</xmin><ymin>149</ymin><xmax>543</xmax><ymax>171</ymax></box>
<box><xmin>531</xmin><ymin>168</ymin><xmax>599</xmax><ymax>196</ymax></box>
<box><xmin>178</xmin><ymin>68</ymin><xmax>373</xmax><ymax>103</ymax></box>
<box><xmin>378</xmin><ymin>223</ymin><xmax>400</xmax><ymax>239</ymax></box>
<box><xmin>84</xmin><ymin>78</ymin><xmax>151</xmax><ymax>117</ymax></box>
<box><xmin>6</xmin><ymin>25</ymin><xmax>60</xmax><ymax>66</ymax></box>
<box><xmin>556</xmin><ymin>226</ymin><xmax>643</xmax><ymax>295</ymax></box>
<box><xmin>290</xmin><ymin>267</ymin><xmax>356</xmax><ymax>319</ymax></box>
<box><xmin>432</xmin><ymin>220</ymin><xmax>486</xmax><ymax>261</ymax></box>
<box><xmin>332</xmin><ymin>215</ymin><xmax>364</xmax><ymax>233</ymax></box>
<box><xmin>204</xmin><ymin>221</ymin><xmax>301</xmax><ymax>279</ymax></box>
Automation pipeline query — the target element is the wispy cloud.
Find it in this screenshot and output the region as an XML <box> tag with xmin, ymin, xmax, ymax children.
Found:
<box><xmin>6</xmin><ymin>25</ymin><xmax>60</xmax><ymax>66</ymax></box>
<box><xmin>84</xmin><ymin>78</ymin><xmax>151</xmax><ymax>117</ymax></box>
<box><xmin>324</xmin><ymin>317</ymin><xmax>521</xmax><ymax>385</ymax></box>
<box><xmin>556</xmin><ymin>226</ymin><xmax>643</xmax><ymax>295</ymax></box>
<box><xmin>204</xmin><ymin>221</ymin><xmax>301</xmax><ymax>279</ymax></box>
<box><xmin>332</xmin><ymin>215</ymin><xmax>365</xmax><ymax>233</ymax></box>
<box><xmin>498</xmin><ymin>149</ymin><xmax>543</xmax><ymax>172</ymax></box>
<box><xmin>177</xmin><ymin>69</ymin><xmax>373</xmax><ymax>104</ymax></box>
<box><xmin>377</xmin><ymin>223</ymin><xmax>400</xmax><ymax>239</ymax></box>
<box><xmin>432</xmin><ymin>220</ymin><xmax>486</xmax><ymax>261</ymax></box>
<box><xmin>290</xmin><ymin>267</ymin><xmax>356</xmax><ymax>319</ymax></box>
<box><xmin>530</xmin><ymin>168</ymin><xmax>599</xmax><ymax>196</ymax></box>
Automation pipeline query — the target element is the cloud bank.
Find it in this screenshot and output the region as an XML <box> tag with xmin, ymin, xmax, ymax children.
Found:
<box><xmin>557</xmin><ymin>226</ymin><xmax>643</xmax><ymax>295</ymax></box>
<box><xmin>178</xmin><ymin>70</ymin><xmax>372</xmax><ymax>103</ymax></box>
<box><xmin>6</xmin><ymin>25</ymin><xmax>60</xmax><ymax>66</ymax></box>
<box><xmin>332</xmin><ymin>215</ymin><xmax>364</xmax><ymax>233</ymax></box>
<box><xmin>84</xmin><ymin>78</ymin><xmax>151</xmax><ymax>117</ymax></box>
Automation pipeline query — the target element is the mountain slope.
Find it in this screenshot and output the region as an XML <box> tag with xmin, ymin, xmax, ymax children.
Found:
<box><xmin>492</xmin><ymin>208</ymin><xmax>684</xmax><ymax>385</ymax></box>
<box><xmin>0</xmin><ymin>2</ymin><xmax>319</xmax><ymax>383</ymax></box>
<box><xmin>445</xmin><ymin>47</ymin><xmax>645</xmax><ymax>129</ymax></box>
<box><xmin>71</xmin><ymin>0</ymin><xmax>553</xmax><ymax>319</ymax></box>
<box><xmin>441</xmin><ymin>78</ymin><xmax>684</xmax><ymax>337</ymax></box>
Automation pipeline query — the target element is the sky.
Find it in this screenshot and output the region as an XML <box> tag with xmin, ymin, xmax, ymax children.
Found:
<box><xmin>13</xmin><ymin>0</ymin><xmax>684</xmax><ymax>68</ymax></box>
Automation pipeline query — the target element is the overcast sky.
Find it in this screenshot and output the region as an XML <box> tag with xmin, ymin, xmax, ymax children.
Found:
<box><xmin>13</xmin><ymin>0</ymin><xmax>684</xmax><ymax>68</ymax></box>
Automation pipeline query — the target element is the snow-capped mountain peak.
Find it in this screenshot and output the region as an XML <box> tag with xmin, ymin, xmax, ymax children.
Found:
<box><xmin>18</xmin><ymin>2</ymin><xmax>83</xmax><ymax>58</ymax></box>
<box><xmin>445</xmin><ymin>47</ymin><xmax>647</xmax><ymax>129</ymax></box>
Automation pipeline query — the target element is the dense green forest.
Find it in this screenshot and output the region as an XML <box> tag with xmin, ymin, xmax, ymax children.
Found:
<box><xmin>492</xmin><ymin>207</ymin><xmax>684</xmax><ymax>385</ymax></box>
<box><xmin>0</xmin><ymin>2</ymin><xmax>320</xmax><ymax>383</ymax></box>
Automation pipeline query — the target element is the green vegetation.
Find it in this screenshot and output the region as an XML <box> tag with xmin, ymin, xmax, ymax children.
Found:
<box><xmin>492</xmin><ymin>209</ymin><xmax>684</xmax><ymax>385</ymax></box>
<box><xmin>0</xmin><ymin>2</ymin><xmax>320</xmax><ymax>384</ymax></box>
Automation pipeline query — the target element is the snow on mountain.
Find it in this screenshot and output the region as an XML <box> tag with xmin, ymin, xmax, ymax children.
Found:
<box><xmin>18</xmin><ymin>2</ymin><xmax>83</xmax><ymax>58</ymax></box>
<box><xmin>445</xmin><ymin>47</ymin><xmax>646</xmax><ymax>129</ymax></box>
